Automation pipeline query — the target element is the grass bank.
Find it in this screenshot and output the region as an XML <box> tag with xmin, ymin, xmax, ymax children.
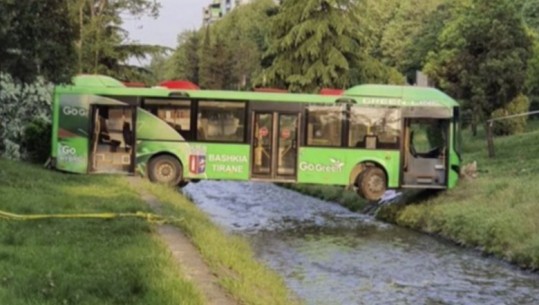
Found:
<box><xmin>377</xmin><ymin>125</ymin><xmax>539</xmax><ymax>270</ymax></box>
<box><xmin>0</xmin><ymin>159</ymin><xmax>204</xmax><ymax>305</ymax></box>
<box><xmin>0</xmin><ymin>159</ymin><xmax>300</xmax><ymax>304</ymax></box>
<box><xmin>143</xmin><ymin>183</ymin><xmax>301</xmax><ymax>305</ymax></box>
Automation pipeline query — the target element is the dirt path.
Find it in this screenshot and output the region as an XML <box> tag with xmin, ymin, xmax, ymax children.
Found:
<box><xmin>129</xmin><ymin>178</ymin><xmax>237</xmax><ymax>305</ymax></box>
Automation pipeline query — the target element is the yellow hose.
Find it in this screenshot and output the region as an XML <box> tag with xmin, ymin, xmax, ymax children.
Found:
<box><xmin>0</xmin><ymin>210</ymin><xmax>181</xmax><ymax>225</ymax></box>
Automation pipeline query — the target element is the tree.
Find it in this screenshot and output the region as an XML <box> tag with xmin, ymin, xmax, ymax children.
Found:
<box><xmin>398</xmin><ymin>1</ymin><xmax>455</xmax><ymax>82</ymax></box>
<box><xmin>210</xmin><ymin>0</ymin><xmax>276</xmax><ymax>89</ymax></box>
<box><xmin>261</xmin><ymin>0</ymin><xmax>362</xmax><ymax>92</ymax></box>
<box><xmin>0</xmin><ymin>0</ymin><xmax>77</xmax><ymax>83</ymax></box>
<box><xmin>425</xmin><ymin>0</ymin><xmax>533</xmax><ymax>122</ymax></box>
<box><xmin>426</xmin><ymin>0</ymin><xmax>532</xmax><ymax>155</ymax></box>
<box><xmin>198</xmin><ymin>27</ymin><xmax>233</xmax><ymax>90</ymax></box>
<box><xmin>69</xmin><ymin>0</ymin><xmax>166</xmax><ymax>82</ymax></box>
<box><xmin>354</xmin><ymin>0</ymin><xmax>400</xmax><ymax>60</ymax></box>
<box><xmin>166</xmin><ymin>31</ymin><xmax>201</xmax><ymax>84</ymax></box>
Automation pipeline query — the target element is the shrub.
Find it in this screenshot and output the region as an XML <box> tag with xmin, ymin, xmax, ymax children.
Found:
<box><xmin>21</xmin><ymin>119</ymin><xmax>52</xmax><ymax>163</ymax></box>
<box><xmin>491</xmin><ymin>94</ymin><xmax>530</xmax><ymax>136</ymax></box>
<box><xmin>0</xmin><ymin>73</ymin><xmax>52</xmax><ymax>160</ymax></box>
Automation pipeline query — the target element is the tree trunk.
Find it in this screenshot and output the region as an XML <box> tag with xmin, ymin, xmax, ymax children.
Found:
<box><xmin>486</xmin><ymin>121</ymin><xmax>495</xmax><ymax>158</ymax></box>
<box><xmin>79</xmin><ymin>4</ymin><xmax>83</xmax><ymax>73</ymax></box>
<box><xmin>471</xmin><ymin>112</ymin><xmax>478</xmax><ymax>136</ymax></box>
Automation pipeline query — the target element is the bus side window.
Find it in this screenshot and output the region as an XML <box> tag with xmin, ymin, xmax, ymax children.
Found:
<box><xmin>144</xmin><ymin>99</ymin><xmax>192</xmax><ymax>140</ymax></box>
<box><xmin>197</xmin><ymin>101</ymin><xmax>246</xmax><ymax>143</ymax></box>
<box><xmin>349</xmin><ymin>107</ymin><xmax>401</xmax><ymax>150</ymax></box>
<box><xmin>306</xmin><ymin>105</ymin><xmax>343</xmax><ymax>147</ymax></box>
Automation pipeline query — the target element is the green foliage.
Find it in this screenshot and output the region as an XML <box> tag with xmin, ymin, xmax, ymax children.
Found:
<box><xmin>71</xmin><ymin>0</ymin><xmax>167</xmax><ymax>83</ymax></box>
<box><xmin>378</xmin><ymin>0</ymin><xmax>444</xmax><ymax>74</ymax></box>
<box><xmin>522</xmin><ymin>0</ymin><xmax>539</xmax><ymax>32</ymax></box>
<box><xmin>491</xmin><ymin>94</ymin><xmax>531</xmax><ymax>135</ymax></box>
<box><xmin>165</xmin><ymin>0</ymin><xmax>276</xmax><ymax>89</ymax></box>
<box><xmin>262</xmin><ymin>0</ymin><xmax>362</xmax><ymax>92</ymax></box>
<box><xmin>355</xmin><ymin>0</ymin><xmax>399</xmax><ymax>60</ymax></box>
<box><xmin>0</xmin><ymin>0</ymin><xmax>77</xmax><ymax>83</ymax></box>
<box><xmin>214</xmin><ymin>0</ymin><xmax>276</xmax><ymax>89</ymax></box>
<box><xmin>425</xmin><ymin>0</ymin><xmax>533</xmax><ymax>120</ymax></box>
<box><xmin>21</xmin><ymin>119</ymin><xmax>52</xmax><ymax>163</ymax></box>
<box><xmin>0</xmin><ymin>73</ymin><xmax>52</xmax><ymax>161</ymax></box>
<box><xmin>165</xmin><ymin>31</ymin><xmax>201</xmax><ymax>83</ymax></box>
<box><xmin>198</xmin><ymin>27</ymin><xmax>234</xmax><ymax>89</ymax></box>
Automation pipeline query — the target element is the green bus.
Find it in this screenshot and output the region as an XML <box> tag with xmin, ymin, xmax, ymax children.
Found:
<box><xmin>51</xmin><ymin>75</ymin><xmax>461</xmax><ymax>201</ymax></box>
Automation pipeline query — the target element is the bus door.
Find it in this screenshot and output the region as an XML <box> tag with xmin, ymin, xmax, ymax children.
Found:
<box><xmin>251</xmin><ymin>112</ymin><xmax>299</xmax><ymax>181</ymax></box>
<box><xmin>89</xmin><ymin>105</ymin><xmax>136</xmax><ymax>174</ymax></box>
<box><xmin>402</xmin><ymin>118</ymin><xmax>450</xmax><ymax>188</ymax></box>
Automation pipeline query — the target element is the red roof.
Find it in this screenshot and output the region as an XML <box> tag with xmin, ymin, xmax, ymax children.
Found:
<box><xmin>320</xmin><ymin>88</ymin><xmax>344</xmax><ymax>96</ymax></box>
<box><xmin>160</xmin><ymin>80</ymin><xmax>200</xmax><ymax>90</ymax></box>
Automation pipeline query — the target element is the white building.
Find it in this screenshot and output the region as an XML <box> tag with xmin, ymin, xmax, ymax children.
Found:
<box><xmin>203</xmin><ymin>0</ymin><xmax>280</xmax><ymax>25</ymax></box>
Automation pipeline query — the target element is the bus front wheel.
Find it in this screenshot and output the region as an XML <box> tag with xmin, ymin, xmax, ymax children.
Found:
<box><xmin>357</xmin><ymin>167</ymin><xmax>387</xmax><ymax>202</ymax></box>
<box><xmin>148</xmin><ymin>155</ymin><xmax>183</xmax><ymax>186</ymax></box>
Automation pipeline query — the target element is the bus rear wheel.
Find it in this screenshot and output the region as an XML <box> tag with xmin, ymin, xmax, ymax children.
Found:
<box><xmin>357</xmin><ymin>167</ymin><xmax>387</xmax><ymax>202</ymax></box>
<box><xmin>148</xmin><ymin>155</ymin><xmax>182</xmax><ymax>186</ymax></box>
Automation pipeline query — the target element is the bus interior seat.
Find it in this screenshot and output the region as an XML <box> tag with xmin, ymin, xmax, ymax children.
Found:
<box><xmin>364</xmin><ymin>135</ymin><xmax>378</xmax><ymax>149</ymax></box>
<box><xmin>98</xmin><ymin>117</ymin><xmax>121</xmax><ymax>152</ymax></box>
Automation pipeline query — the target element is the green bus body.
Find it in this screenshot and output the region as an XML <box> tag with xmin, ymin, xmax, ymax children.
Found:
<box><xmin>51</xmin><ymin>75</ymin><xmax>461</xmax><ymax>196</ymax></box>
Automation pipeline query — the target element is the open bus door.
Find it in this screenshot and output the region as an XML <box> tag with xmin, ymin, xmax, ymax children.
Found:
<box><xmin>402</xmin><ymin>115</ymin><xmax>450</xmax><ymax>189</ymax></box>
<box><xmin>89</xmin><ymin>105</ymin><xmax>136</xmax><ymax>174</ymax></box>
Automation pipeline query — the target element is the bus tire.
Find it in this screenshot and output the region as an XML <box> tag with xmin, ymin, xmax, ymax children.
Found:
<box><xmin>148</xmin><ymin>155</ymin><xmax>183</xmax><ymax>186</ymax></box>
<box><xmin>357</xmin><ymin>167</ymin><xmax>387</xmax><ymax>202</ymax></box>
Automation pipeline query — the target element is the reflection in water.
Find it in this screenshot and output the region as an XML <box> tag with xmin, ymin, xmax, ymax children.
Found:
<box><xmin>183</xmin><ymin>181</ymin><xmax>539</xmax><ymax>305</ymax></box>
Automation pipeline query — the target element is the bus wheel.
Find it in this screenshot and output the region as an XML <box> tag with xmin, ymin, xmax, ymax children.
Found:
<box><xmin>357</xmin><ymin>167</ymin><xmax>387</xmax><ymax>201</ymax></box>
<box><xmin>148</xmin><ymin>155</ymin><xmax>182</xmax><ymax>186</ymax></box>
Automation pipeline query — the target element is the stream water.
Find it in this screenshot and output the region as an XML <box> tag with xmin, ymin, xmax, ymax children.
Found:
<box><xmin>183</xmin><ymin>181</ymin><xmax>539</xmax><ymax>305</ymax></box>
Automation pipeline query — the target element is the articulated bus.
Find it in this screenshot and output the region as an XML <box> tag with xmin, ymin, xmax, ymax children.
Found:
<box><xmin>51</xmin><ymin>75</ymin><xmax>461</xmax><ymax>201</ymax></box>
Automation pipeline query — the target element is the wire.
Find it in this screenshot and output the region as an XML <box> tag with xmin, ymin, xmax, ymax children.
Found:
<box><xmin>0</xmin><ymin>210</ymin><xmax>182</xmax><ymax>225</ymax></box>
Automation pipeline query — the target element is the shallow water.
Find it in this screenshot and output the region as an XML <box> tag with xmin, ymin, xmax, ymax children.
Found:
<box><xmin>183</xmin><ymin>181</ymin><xmax>539</xmax><ymax>305</ymax></box>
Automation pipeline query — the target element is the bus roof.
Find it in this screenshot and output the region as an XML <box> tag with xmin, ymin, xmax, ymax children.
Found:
<box><xmin>344</xmin><ymin>84</ymin><xmax>459</xmax><ymax>108</ymax></box>
<box><xmin>59</xmin><ymin>75</ymin><xmax>459</xmax><ymax>108</ymax></box>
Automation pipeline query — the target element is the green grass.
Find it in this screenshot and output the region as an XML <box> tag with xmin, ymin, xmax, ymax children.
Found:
<box><xmin>0</xmin><ymin>159</ymin><xmax>204</xmax><ymax>305</ymax></box>
<box><xmin>143</xmin><ymin>183</ymin><xmax>302</xmax><ymax>305</ymax></box>
<box><xmin>378</xmin><ymin>121</ymin><xmax>539</xmax><ymax>270</ymax></box>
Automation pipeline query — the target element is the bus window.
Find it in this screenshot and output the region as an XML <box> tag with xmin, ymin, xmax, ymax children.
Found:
<box><xmin>349</xmin><ymin>107</ymin><xmax>401</xmax><ymax>150</ymax></box>
<box><xmin>145</xmin><ymin>99</ymin><xmax>192</xmax><ymax>140</ymax></box>
<box><xmin>197</xmin><ymin>101</ymin><xmax>246</xmax><ymax>142</ymax></box>
<box><xmin>410</xmin><ymin>119</ymin><xmax>448</xmax><ymax>158</ymax></box>
<box><xmin>306</xmin><ymin>105</ymin><xmax>343</xmax><ymax>147</ymax></box>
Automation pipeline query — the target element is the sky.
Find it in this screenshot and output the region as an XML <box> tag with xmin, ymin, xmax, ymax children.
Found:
<box><xmin>123</xmin><ymin>0</ymin><xmax>204</xmax><ymax>49</ymax></box>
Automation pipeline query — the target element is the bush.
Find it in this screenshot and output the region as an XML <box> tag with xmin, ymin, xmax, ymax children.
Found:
<box><xmin>21</xmin><ymin>119</ymin><xmax>52</xmax><ymax>163</ymax></box>
<box><xmin>0</xmin><ymin>73</ymin><xmax>52</xmax><ymax>160</ymax></box>
<box><xmin>491</xmin><ymin>94</ymin><xmax>530</xmax><ymax>136</ymax></box>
